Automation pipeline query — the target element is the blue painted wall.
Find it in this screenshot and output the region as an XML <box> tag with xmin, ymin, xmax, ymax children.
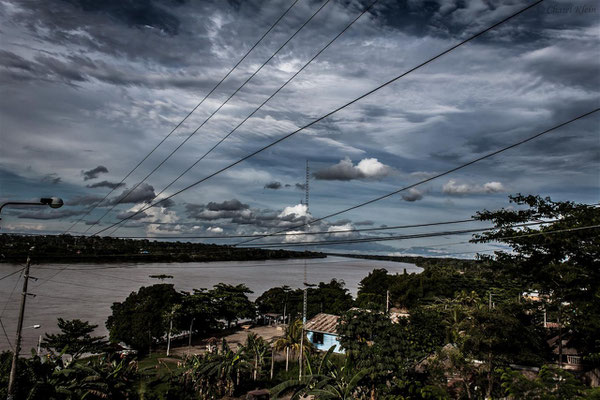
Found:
<box><xmin>307</xmin><ymin>331</ymin><xmax>344</xmax><ymax>354</ymax></box>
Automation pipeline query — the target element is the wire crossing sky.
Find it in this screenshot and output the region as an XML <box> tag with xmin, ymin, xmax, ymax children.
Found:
<box><xmin>89</xmin><ymin>0</ymin><xmax>550</xmax><ymax>236</ymax></box>
<box><xmin>1</xmin><ymin>0</ymin><xmax>598</xmax><ymax>257</ymax></box>
<box><xmin>62</xmin><ymin>0</ymin><xmax>303</xmax><ymax>235</ymax></box>
<box><xmin>77</xmin><ymin>0</ymin><xmax>328</xmax><ymax>234</ymax></box>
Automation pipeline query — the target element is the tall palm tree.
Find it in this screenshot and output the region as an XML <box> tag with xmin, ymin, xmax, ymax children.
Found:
<box><xmin>273</xmin><ymin>319</ymin><xmax>312</xmax><ymax>371</ymax></box>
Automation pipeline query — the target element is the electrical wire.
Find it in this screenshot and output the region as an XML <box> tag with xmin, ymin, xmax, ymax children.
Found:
<box><xmin>105</xmin><ymin>0</ymin><xmax>380</xmax><ymax>238</ymax></box>
<box><xmin>0</xmin><ymin>318</ymin><xmax>13</xmax><ymax>350</ymax></box>
<box><xmin>81</xmin><ymin>0</ymin><xmax>334</xmax><ymax>235</ymax></box>
<box><xmin>64</xmin><ymin>0</ymin><xmax>302</xmax><ymax>234</ymax></box>
<box><xmin>107</xmin><ymin>218</ymin><xmax>477</xmax><ymax>239</ymax></box>
<box><xmin>92</xmin><ymin>0</ymin><xmax>543</xmax><ymax>236</ymax></box>
<box><xmin>238</xmin><ymin>224</ymin><xmax>600</xmax><ymax>248</ymax></box>
<box><xmin>237</xmin><ymin>220</ymin><xmax>555</xmax><ymax>247</ymax></box>
<box><xmin>235</xmin><ymin>107</ymin><xmax>599</xmax><ymax>246</ymax></box>
<box><xmin>0</xmin><ymin>267</ymin><xmax>24</xmax><ymax>282</ymax></box>
<box><xmin>90</xmin><ymin>0</ymin><xmax>546</xmax><ymax>237</ymax></box>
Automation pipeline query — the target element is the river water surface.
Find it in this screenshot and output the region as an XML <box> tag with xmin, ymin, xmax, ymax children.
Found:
<box><xmin>0</xmin><ymin>256</ymin><xmax>419</xmax><ymax>352</ymax></box>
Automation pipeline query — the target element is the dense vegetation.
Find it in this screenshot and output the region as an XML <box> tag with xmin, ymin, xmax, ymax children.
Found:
<box><xmin>1</xmin><ymin>195</ymin><xmax>598</xmax><ymax>399</ymax></box>
<box><xmin>0</xmin><ymin>234</ymin><xmax>324</xmax><ymax>263</ymax></box>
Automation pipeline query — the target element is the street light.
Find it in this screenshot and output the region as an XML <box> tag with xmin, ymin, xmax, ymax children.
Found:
<box><xmin>0</xmin><ymin>197</ymin><xmax>64</xmax><ymax>226</ymax></box>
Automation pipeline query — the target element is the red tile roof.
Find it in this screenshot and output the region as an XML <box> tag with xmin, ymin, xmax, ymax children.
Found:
<box><xmin>305</xmin><ymin>313</ymin><xmax>340</xmax><ymax>335</ymax></box>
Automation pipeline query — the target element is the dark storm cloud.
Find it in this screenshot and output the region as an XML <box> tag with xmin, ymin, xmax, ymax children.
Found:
<box><xmin>295</xmin><ymin>183</ymin><xmax>306</xmax><ymax>191</ymax></box>
<box><xmin>368</xmin><ymin>0</ymin><xmax>587</xmax><ymax>42</ymax></box>
<box><xmin>87</xmin><ymin>180</ymin><xmax>125</xmax><ymax>189</ymax></box>
<box><xmin>206</xmin><ymin>199</ymin><xmax>249</xmax><ymax>211</ymax></box>
<box><xmin>41</xmin><ymin>173</ymin><xmax>61</xmax><ymax>184</ymax></box>
<box><xmin>264</xmin><ymin>181</ymin><xmax>282</xmax><ymax>190</ymax></box>
<box><xmin>116</xmin><ymin>210</ymin><xmax>149</xmax><ymax>220</ymax></box>
<box><xmin>16</xmin><ymin>209</ymin><xmax>86</xmax><ymax>220</ymax></box>
<box><xmin>401</xmin><ymin>188</ymin><xmax>424</xmax><ymax>202</ymax></box>
<box><xmin>1</xmin><ymin>0</ymin><xmax>598</xmax><ymax>242</ymax></box>
<box><xmin>67</xmin><ymin>195</ymin><xmax>104</xmax><ymax>206</ymax></box>
<box><xmin>61</xmin><ymin>0</ymin><xmax>183</xmax><ymax>35</ymax></box>
<box><xmin>82</xmin><ymin>165</ymin><xmax>108</xmax><ymax>180</ymax></box>
<box><xmin>0</xmin><ymin>51</ymin><xmax>217</xmax><ymax>89</ymax></box>
<box><xmin>354</xmin><ymin>220</ymin><xmax>374</xmax><ymax>226</ymax></box>
<box><xmin>185</xmin><ymin>199</ymin><xmax>313</xmax><ymax>229</ymax></box>
<box><xmin>521</xmin><ymin>43</ymin><xmax>600</xmax><ymax>90</ymax></box>
<box><xmin>108</xmin><ymin>183</ymin><xmax>156</xmax><ymax>205</ymax></box>
<box><xmin>331</xmin><ymin>219</ymin><xmax>352</xmax><ymax>226</ymax></box>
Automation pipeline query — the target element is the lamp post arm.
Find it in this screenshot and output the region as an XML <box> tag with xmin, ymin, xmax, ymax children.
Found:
<box><xmin>0</xmin><ymin>202</ymin><xmax>44</xmax><ymax>215</ymax></box>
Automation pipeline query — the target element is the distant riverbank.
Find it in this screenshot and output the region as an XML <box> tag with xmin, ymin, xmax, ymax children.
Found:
<box><xmin>0</xmin><ymin>234</ymin><xmax>324</xmax><ymax>264</ymax></box>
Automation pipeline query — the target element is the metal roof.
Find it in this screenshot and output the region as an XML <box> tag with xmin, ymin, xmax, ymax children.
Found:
<box><xmin>305</xmin><ymin>313</ymin><xmax>340</xmax><ymax>335</ymax></box>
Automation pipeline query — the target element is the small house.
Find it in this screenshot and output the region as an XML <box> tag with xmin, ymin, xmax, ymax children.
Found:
<box><xmin>547</xmin><ymin>334</ymin><xmax>585</xmax><ymax>371</ymax></box>
<box><xmin>305</xmin><ymin>313</ymin><xmax>344</xmax><ymax>354</ymax></box>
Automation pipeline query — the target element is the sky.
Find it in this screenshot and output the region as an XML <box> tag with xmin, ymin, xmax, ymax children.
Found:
<box><xmin>0</xmin><ymin>0</ymin><xmax>598</xmax><ymax>257</ymax></box>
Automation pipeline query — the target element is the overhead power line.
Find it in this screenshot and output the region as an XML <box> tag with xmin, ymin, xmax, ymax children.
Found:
<box><xmin>108</xmin><ymin>218</ymin><xmax>477</xmax><ymax>239</ymax></box>
<box><xmin>0</xmin><ymin>268</ymin><xmax>24</xmax><ymax>282</ymax></box>
<box><xmin>106</xmin><ymin>0</ymin><xmax>379</xmax><ymax>238</ymax></box>
<box><xmin>235</xmin><ymin>107</ymin><xmax>599</xmax><ymax>246</ymax></box>
<box><xmin>63</xmin><ymin>0</ymin><xmax>302</xmax><ymax>234</ymax></box>
<box><xmin>237</xmin><ymin>220</ymin><xmax>556</xmax><ymax>247</ymax></box>
<box><xmin>81</xmin><ymin>0</ymin><xmax>334</xmax><ymax>235</ymax></box>
<box><xmin>238</xmin><ymin>224</ymin><xmax>600</xmax><ymax>248</ymax></box>
<box><xmin>91</xmin><ymin>0</ymin><xmax>546</xmax><ymax>237</ymax></box>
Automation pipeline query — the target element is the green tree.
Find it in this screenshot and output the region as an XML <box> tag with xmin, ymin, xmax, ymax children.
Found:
<box><xmin>356</xmin><ymin>268</ymin><xmax>389</xmax><ymax>310</ymax></box>
<box><xmin>210</xmin><ymin>283</ymin><xmax>255</xmax><ymax>328</ymax></box>
<box><xmin>308</xmin><ymin>279</ymin><xmax>354</xmax><ymax>317</ymax></box>
<box><xmin>256</xmin><ymin>285</ymin><xmax>300</xmax><ymax>320</ymax></box>
<box><xmin>474</xmin><ymin>195</ymin><xmax>600</xmax><ymax>364</ymax></box>
<box><xmin>176</xmin><ymin>288</ymin><xmax>219</xmax><ymax>336</ymax></box>
<box><xmin>501</xmin><ymin>365</ymin><xmax>590</xmax><ymax>399</ymax></box>
<box><xmin>106</xmin><ymin>284</ymin><xmax>181</xmax><ymax>354</ymax></box>
<box><xmin>41</xmin><ymin>318</ymin><xmax>107</xmax><ymax>359</ymax></box>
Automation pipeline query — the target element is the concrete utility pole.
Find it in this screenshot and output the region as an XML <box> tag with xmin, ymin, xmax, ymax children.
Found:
<box><xmin>386</xmin><ymin>290</ymin><xmax>390</xmax><ymax>313</ymax></box>
<box><xmin>188</xmin><ymin>318</ymin><xmax>195</xmax><ymax>350</ymax></box>
<box><xmin>299</xmin><ymin>326</ymin><xmax>304</xmax><ymax>379</ymax></box>
<box><xmin>166</xmin><ymin>316</ymin><xmax>173</xmax><ymax>356</ymax></box>
<box><xmin>7</xmin><ymin>255</ymin><xmax>32</xmax><ymax>400</ymax></box>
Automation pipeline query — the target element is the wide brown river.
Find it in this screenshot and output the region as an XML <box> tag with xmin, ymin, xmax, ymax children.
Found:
<box><xmin>0</xmin><ymin>256</ymin><xmax>419</xmax><ymax>352</ymax></box>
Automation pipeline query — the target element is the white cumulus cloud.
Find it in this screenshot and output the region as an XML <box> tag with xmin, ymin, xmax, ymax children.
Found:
<box><xmin>442</xmin><ymin>180</ymin><xmax>506</xmax><ymax>195</ymax></box>
<box><xmin>206</xmin><ymin>226</ymin><xmax>223</xmax><ymax>234</ymax></box>
<box><xmin>313</xmin><ymin>157</ymin><xmax>392</xmax><ymax>181</ymax></box>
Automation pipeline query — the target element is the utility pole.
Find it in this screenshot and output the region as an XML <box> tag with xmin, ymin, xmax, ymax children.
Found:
<box><xmin>166</xmin><ymin>315</ymin><xmax>173</xmax><ymax>356</ymax></box>
<box><xmin>7</xmin><ymin>255</ymin><xmax>32</xmax><ymax>400</ymax></box>
<box><xmin>386</xmin><ymin>290</ymin><xmax>390</xmax><ymax>313</ymax></box>
<box><xmin>270</xmin><ymin>346</ymin><xmax>275</xmax><ymax>380</ymax></box>
<box><xmin>299</xmin><ymin>325</ymin><xmax>304</xmax><ymax>379</ymax></box>
<box><xmin>188</xmin><ymin>318</ymin><xmax>195</xmax><ymax>350</ymax></box>
<box><xmin>299</xmin><ymin>160</ymin><xmax>310</xmax><ymax>380</ymax></box>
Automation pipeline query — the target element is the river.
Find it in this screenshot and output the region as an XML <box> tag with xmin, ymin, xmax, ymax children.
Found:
<box><xmin>0</xmin><ymin>256</ymin><xmax>420</xmax><ymax>352</ymax></box>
